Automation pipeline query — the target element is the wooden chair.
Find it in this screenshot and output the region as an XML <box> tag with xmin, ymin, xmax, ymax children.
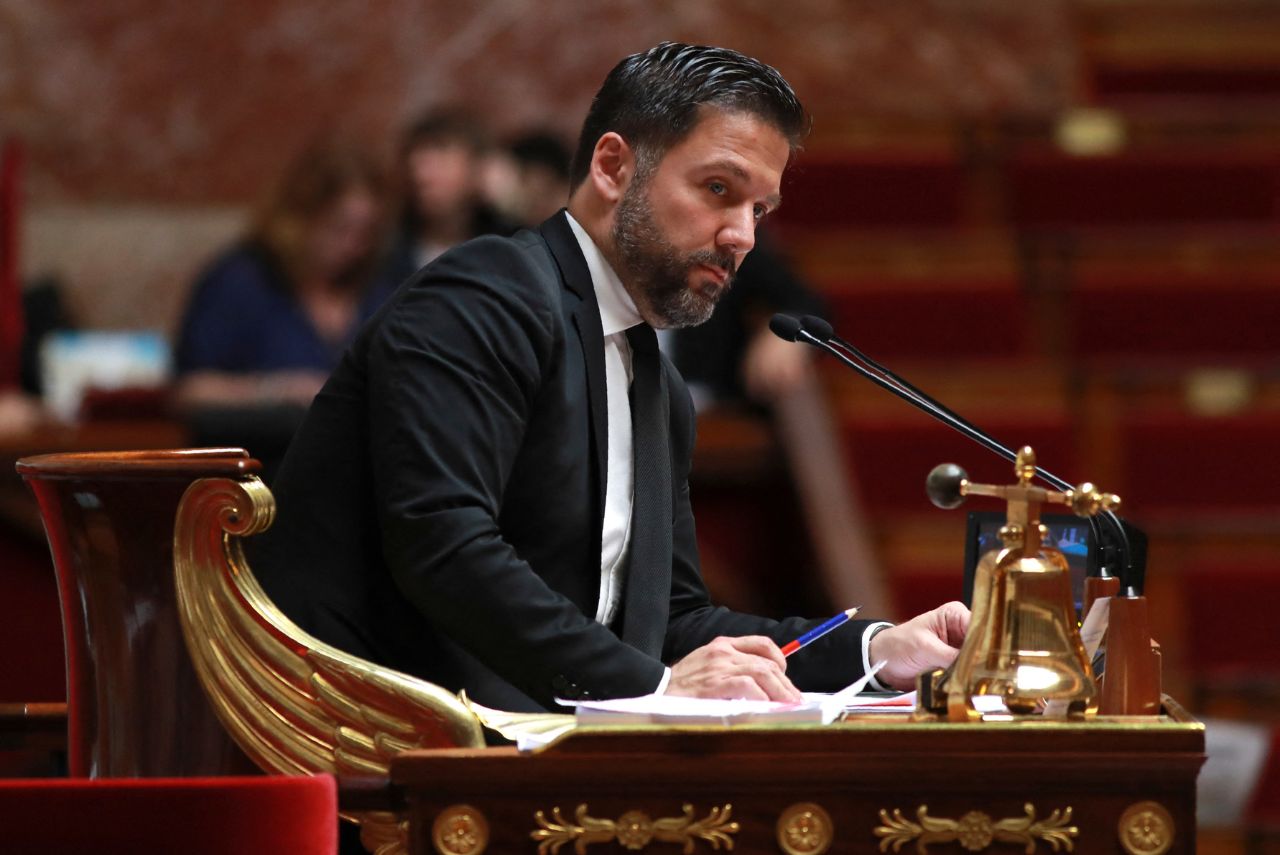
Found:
<box><xmin>15</xmin><ymin>449</ymin><xmax>261</xmax><ymax>778</ymax></box>
<box><xmin>19</xmin><ymin>449</ymin><xmax>490</xmax><ymax>853</ymax></box>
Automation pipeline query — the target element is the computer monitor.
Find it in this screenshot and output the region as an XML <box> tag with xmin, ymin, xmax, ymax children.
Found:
<box><xmin>961</xmin><ymin>511</ymin><xmax>1094</xmax><ymax>617</ymax></box>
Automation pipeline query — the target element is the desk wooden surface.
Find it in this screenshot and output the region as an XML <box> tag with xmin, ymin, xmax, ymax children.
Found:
<box><xmin>392</xmin><ymin>705</ymin><xmax>1204</xmax><ymax>855</ymax></box>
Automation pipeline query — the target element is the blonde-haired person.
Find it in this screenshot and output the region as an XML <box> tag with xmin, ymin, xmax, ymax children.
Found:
<box><xmin>174</xmin><ymin>136</ymin><xmax>388</xmax><ymax>410</ymax></box>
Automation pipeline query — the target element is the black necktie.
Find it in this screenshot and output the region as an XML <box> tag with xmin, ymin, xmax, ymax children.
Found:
<box><xmin>620</xmin><ymin>324</ymin><xmax>672</xmax><ymax>658</ymax></box>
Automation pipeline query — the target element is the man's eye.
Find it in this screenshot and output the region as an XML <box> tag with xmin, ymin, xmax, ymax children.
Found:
<box><xmin>708</xmin><ymin>182</ymin><xmax>726</xmax><ymax>196</ymax></box>
<box><xmin>753</xmin><ymin>204</ymin><xmax>767</xmax><ymax>221</ymax></box>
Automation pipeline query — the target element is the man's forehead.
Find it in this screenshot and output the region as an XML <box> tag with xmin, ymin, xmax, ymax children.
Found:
<box><xmin>668</xmin><ymin>112</ymin><xmax>789</xmax><ymax>189</ymax></box>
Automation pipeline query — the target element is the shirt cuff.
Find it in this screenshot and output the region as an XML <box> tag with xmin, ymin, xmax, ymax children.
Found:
<box><xmin>653</xmin><ymin>666</ymin><xmax>673</xmax><ymax>696</ymax></box>
<box><xmin>861</xmin><ymin>621</ymin><xmax>895</xmax><ymax>691</ymax></box>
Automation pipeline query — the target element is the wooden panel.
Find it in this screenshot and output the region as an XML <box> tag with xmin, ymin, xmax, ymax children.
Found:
<box><xmin>395</xmin><ymin>714</ymin><xmax>1205</xmax><ymax>855</ymax></box>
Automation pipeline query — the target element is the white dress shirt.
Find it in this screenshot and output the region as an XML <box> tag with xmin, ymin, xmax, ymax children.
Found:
<box><xmin>565</xmin><ymin>214</ymin><xmax>641</xmax><ymax>629</ymax></box>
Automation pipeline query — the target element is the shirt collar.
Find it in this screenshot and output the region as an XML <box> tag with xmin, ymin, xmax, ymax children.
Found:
<box><xmin>565</xmin><ymin>212</ymin><xmax>642</xmax><ymax>337</ymax></box>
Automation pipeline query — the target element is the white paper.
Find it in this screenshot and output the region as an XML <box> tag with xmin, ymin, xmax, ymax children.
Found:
<box><xmin>562</xmin><ymin>662</ymin><xmax>887</xmax><ymax>725</ymax></box>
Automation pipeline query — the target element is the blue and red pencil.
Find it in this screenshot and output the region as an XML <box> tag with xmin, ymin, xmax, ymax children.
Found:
<box><xmin>780</xmin><ymin>607</ymin><xmax>861</xmax><ymax>657</ymax></box>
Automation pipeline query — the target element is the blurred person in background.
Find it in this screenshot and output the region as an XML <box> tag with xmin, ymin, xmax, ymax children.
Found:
<box><xmin>173</xmin><ymin>136</ymin><xmax>388</xmax><ymax>472</ymax></box>
<box><xmin>0</xmin><ymin>278</ymin><xmax>73</xmax><ymax>438</ymax></box>
<box><xmin>380</xmin><ymin>110</ymin><xmax>518</xmax><ymax>288</ymax></box>
<box><xmin>503</xmin><ymin>130</ymin><xmax>574</xmax><ymax>226</ymax></box>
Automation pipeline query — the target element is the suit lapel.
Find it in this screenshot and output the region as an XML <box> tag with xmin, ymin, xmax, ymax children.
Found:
<box><xmin>540</xmin><ymin>212</ymin><xmax>609</xmax><ymax>532</ymax></box>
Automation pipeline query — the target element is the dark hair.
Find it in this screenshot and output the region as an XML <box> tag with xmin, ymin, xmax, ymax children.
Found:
<box><xmin>569</xmin><ymin>42</ymin><xmax>809</xmax><ymax>188</ymax></box>
<box><xmin>399</xmin><ymin>109</ymin><xmax>490</xmax><ymax>158</ymax></box>
<box><xmin>249</xmin><ymin>136</ymin><xmax>386</xmax><ymax>289</ymax></box>
<box><xmin>510</xmin><ymin>132</ymin><xmax>572</xmax><ymax>181</ymax></box>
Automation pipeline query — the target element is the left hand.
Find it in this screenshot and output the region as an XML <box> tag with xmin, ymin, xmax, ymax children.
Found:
<box><xmin>867</xmin><ymin>601</ymin><xmax>970</xmax><ymax>691</ymax></box>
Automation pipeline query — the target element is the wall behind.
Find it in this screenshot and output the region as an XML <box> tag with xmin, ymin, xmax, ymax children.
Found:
<box><xmin>1</xmin><ymin>0</ymin><xmax>1076</xmax><ymax>330</ymax></box>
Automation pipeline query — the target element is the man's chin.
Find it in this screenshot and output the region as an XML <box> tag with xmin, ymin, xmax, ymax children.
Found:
<box><xmin>648</xmin><ymin>297</ymin><xmax>718</xmax><ymax>329</ymax></box>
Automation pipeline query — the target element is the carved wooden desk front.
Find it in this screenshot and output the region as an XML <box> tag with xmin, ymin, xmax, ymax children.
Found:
<box><xmin>391</xmin><ymin>702</ymin><xmax>1204</xmax><ymax>855</ymax></box>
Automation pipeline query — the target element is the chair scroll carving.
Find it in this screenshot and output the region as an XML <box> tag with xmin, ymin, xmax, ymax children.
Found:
<box><xmin>172</xmin><ymin>475</ymin><xmax>485</xmax><ymax>855</ymax></box>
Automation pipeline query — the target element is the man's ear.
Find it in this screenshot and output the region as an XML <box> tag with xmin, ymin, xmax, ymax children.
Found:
<box><xmin>588</xmin><ymin>132</ymin><xmax>635</xmax><ymax>203</ymax></box>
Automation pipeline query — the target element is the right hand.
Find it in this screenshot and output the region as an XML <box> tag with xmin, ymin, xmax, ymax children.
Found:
<box><xmin>666</xmin><ymin>636</ymin><xmax>803</xmax><ymax>702</ymax></box>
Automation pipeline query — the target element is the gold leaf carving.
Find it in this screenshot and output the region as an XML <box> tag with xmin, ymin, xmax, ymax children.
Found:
<box><xmin>531</xmin><ymin>803</ymin><xmax>738</xmax><ymax>854</ymax></box>
<box><xmin>1117</xmin><ymin>801</ymin><xmax>1174</xmax><ymax>855</ymax></box>
<box><xmin>777</xmin><ymin>802</ymin><xmax>834</xmax><ymax>855</ymax></box>
<box><xmin>432</xmin><ymin>804</ymin><xmax>490</xmax><ymax>855</ymax></box>
<box><xmin>875</xmin><ymin>803</ymin><xmax>1078</xmax><ymax>853</ymax></box>
<box><xmin>361</xmin><ymin>810</ymin><xmax>410</xmax><ymax>855</ymax></box>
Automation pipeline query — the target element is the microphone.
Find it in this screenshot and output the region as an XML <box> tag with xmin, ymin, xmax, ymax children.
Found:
<box><xmin>799</xmin><ymin>314</ymin><xmax>1073</xmax><ymax>492</ymax></box>
<box><xmin>767</xmin><ymin>313</ymin><xmax>804</xmax><ymax>342</ymax></box>
<box><xmin>770</xmin><ymin>312</ymin><xmax>1143</xmax><ymax>594</ymax></box>
<box><xmin>770</xmin><ymin>313</ymin><xmax>1053</xmax><ymax>489</ymax></box>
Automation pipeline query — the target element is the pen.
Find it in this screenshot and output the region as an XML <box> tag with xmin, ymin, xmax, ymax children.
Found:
<box><xmin>780</xmin><ymin>607</ymin><xmax>860</xmax><ymax>657</ymax></box>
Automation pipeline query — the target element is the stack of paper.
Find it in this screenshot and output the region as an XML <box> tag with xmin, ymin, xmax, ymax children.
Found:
<box><xmin>562</xmin><ymin>662</ymin><xmax>887</xmax><ymax>725</ymax></box>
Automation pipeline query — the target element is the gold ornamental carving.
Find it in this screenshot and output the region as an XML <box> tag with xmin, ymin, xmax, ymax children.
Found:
<box><xmin>874</xmin><ymin>803</ymin><xmax>1078</xmax><ymax>853</ymax></box>
<box><xmin>1118</xmin><ymin>801</ymin><xmax>1174</xmax><ymax>855</ymax></box>
<box><xmin>777</xmin><ymin>802</ymin><xmax>834</xmax><ymax>855</ymax></box>
<box><xmin>171</xmin><ymin>476</ymin><xmax>486</xmax><ymax>855</ymax></box>
<box><xmin>432</xmin><ymin>804</ymin><xmax>489</xmax><ymax>855</ymax></box>
<box><xmin>530</xmin><ymin>803</ymin><xmax>738</xmax><ymax>854</ymax></box>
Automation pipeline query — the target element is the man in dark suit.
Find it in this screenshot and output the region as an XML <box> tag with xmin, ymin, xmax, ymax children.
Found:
<box><xmin>252</xmin><ymin>42</ymin><xmax>968</xmax><ymax>713</ymax></box>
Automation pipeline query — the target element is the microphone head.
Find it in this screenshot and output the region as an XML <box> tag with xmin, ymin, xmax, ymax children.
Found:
<box><xmin>768</xmin><ymin>313</ymin><xmax>803</xmax><ymax>342</ymax></box>
<box><xmin>800</xmin><ymin>315</ymin><xmax>835</xmax><ymax>343</ymax></box>
<box><xmin>926</xmin><ymin>463</ymin><xmax>968</xmax><ymax>509</ymax></box>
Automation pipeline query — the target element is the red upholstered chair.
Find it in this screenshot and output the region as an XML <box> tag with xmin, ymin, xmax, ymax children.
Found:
<box><xmin>0</xmin><ymin>774</ymin><xmax>336</xmax><ymax>854</ymax></box>
<box><xmin>1178</xmin><ymin>561</ymin><xmax>1280</xmax><ymax>718</ymax></box>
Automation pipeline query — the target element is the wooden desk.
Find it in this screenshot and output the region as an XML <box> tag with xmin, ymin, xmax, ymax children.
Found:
<box><xmin>392</xmin><ymin>704</ymin><xmax>1204</xmax><ymax>855</ymax></box>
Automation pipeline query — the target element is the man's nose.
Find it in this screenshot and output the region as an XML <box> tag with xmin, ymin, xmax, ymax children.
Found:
<box><xmin>717</xmin><ymin>206</ymin><xmax>757</xmax><ymax>257</ymax></box>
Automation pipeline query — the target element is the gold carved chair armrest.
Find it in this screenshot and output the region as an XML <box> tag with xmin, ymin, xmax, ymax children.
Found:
<box><xmin>172</xmin><ymin>475</ymin><xmax>484</xmax><ymax>854</ymax></box>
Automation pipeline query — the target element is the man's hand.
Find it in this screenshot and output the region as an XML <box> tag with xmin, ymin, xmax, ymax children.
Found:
<box><xmin>667</xmin><ymin>636</ymin><xmax>803</xmax><ymax>702</ymax></box>
<box><xmin>868</xmin><ymin>601</ymin><xmax>970</xmax><ymax>691</ymax></box>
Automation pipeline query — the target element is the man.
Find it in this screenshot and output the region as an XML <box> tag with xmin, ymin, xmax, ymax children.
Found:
<box><xmin>253</xmin><ymin>42</ymin><xmax>968</xmax><ymax>713</ymax></box>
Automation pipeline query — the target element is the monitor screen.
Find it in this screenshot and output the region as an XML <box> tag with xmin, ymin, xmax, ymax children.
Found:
<box><xmin>962</xmin><ymin>511</ymin><xmax>1094</xmax><ymax>617</ymax></box>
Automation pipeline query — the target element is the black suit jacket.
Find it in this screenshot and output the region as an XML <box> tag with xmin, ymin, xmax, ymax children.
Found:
<box><xmin>251</xmin><ymin>212</ymin><xmax>872</xmax><ymax>712</ymax></box>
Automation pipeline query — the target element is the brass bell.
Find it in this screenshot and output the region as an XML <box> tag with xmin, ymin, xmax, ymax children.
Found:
<box><xmin>919</xmin><ymin>447</ymin><xmax>1119</xmax><ymax>721</ymax></box>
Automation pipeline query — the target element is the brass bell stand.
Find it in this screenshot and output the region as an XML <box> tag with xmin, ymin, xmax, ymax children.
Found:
<box><xmin>917</xmin><ymin>446</ymin><xmax>1159</xmax><ymax>721</ymax></box>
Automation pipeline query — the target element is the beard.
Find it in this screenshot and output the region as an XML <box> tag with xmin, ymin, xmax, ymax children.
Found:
<box><xmin>611</xmin><ymin>179</ymin><xmax>737</xmax><ymax>329</ymax></box>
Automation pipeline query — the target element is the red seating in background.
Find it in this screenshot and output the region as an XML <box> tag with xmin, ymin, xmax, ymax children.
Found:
<box><xmin>1114</xmin><ymin>411</ymin><xmax>1280</xmax><ymax>518</ymax></box>
<box><xmin>0</xmin><ymin>532</ymin><xmax>64</xmax><ymax>704</ymax></box>
<box><xmin>1075</xmin><ymin>0</ymin><xmax>1280</xmax><ymax>113</ymax></box>
<box><xmin>0</xmin><ymin>774</ymin><xmax>337</xmax><ymax>854</ymax></box>
<box><xmin>1179</xmin><ymin>561</ymin><xmax>1280</xmax><ymax>689</ymax></box>
<box><xmin>840</xmin><ymin>412</ymin><xmax>1078</xmax><ymax>517</ymax></box>
<box><xmin>775</xmin><ymin>152</ymin><xmax>969</xmax><ymax>230</ymax></box>
<box><xmin>1008</xmin><ymin>150</ymin><xmax>1280</xmax><ymax>228</ymax></box>
<box><xmin>823</xmin><ymin>280</ymin><xmax>1031</xmax><ymax>361</ymax></box>
<box><xmin>890</xmin><ymin>570</ymin><xmax>965</xmax><ymax>624</ymax></box>
<box><xmin>1065</xmin><ymin>274</ymin><xmax>1280</xmax><ymax>363</ymax></box>
<box><xmin>1090</xmin><ymin>66</ymin><xmax>1280</xmax><ymax>105</ymax></box>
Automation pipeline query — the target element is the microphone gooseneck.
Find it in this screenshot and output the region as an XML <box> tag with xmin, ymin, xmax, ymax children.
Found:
<box><xmin>770</xmin><ymin>312</ymin><xmax>1142</xmax><ymax>593</ymax></box>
